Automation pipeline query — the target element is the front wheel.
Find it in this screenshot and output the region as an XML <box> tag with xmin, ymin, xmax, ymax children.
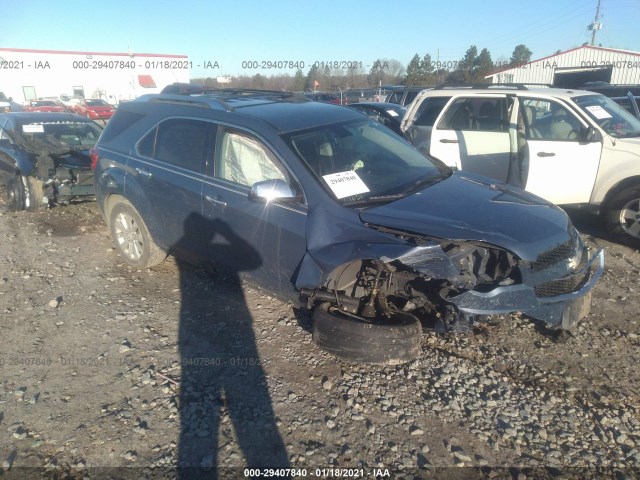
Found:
<box><xmin>605</xmin><ymin>185</ymin><xmax>640</xmax><ymax>247</ymax></box>
<box><xmin>312</xmin><ymin>303</ymin><xmax>422</xmax><ymax>365</ymax></box>
<box><xmin>6</xmin><ymin>176</ymin><xmax>45</xmax><ymax>211</ymax></box>
<box><xmin>108</xmin><ymin>201</ymin><xmax>166</xmax><ymax>268</ymax></box>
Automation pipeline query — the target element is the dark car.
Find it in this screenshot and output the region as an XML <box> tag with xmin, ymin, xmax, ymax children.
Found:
<box><xmin>347</xmin><ymin>102</ymin><xmax>406</xmax><ymax>135</ymax></box>
<box><xmin>92</xmin><ymin>89</ymin><xmax>602</xmax><ymax>364</ymax></box>
<box><xmin>0</xmin><ymin>112</ymin><xmax>102</xmax><ymax>210</ymax></box>
<box><xmin>385</xmin><ymin>86</ymin><xmax>427</xmax><ymax>106</ymax></box>
<box><xmin>303</xmin><ymin>92</ymin><xmax>347</xmax><ymax>105</ymax></box>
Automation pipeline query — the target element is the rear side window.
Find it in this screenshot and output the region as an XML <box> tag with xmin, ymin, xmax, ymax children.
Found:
<box><xmin>137</xmin><ymin>118</ymin><xmax>214</xmax><ymax>173</ymax></box>
<box><xmin>438</xmin><ymin>97</ymin><xmax>508</xmax><ymax>132</ymax></box>
<box><xmin>414</xmin><ymin>96</ymin><xmax>451</xmax><ymax>126</ymax></box>
<box><xmin>99</xmin><ymin>110</ymin><xmax>145</xmax><ymax>143</ymax></box>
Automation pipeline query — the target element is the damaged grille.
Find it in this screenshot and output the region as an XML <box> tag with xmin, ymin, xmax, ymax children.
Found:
<box><xmin>534</xmin><ymin>268</ymin><xmax>591</xmax><ymax>297</ymax></box>
<box><xmin>531</xmin><ymin>227</ymin><xmax>580</xmax><ymax>271</ymax></box>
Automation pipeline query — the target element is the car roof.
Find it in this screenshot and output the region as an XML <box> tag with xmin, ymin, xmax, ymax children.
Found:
<box><xmin>132</xmin><ymin>91</ymin><xmax>365</xmax><ymax>133</ymax></box>
<box><xmin>419</xmin><ymin>85</ymin><xmax>599</xmax><ymax>99</ymax></box>
<box><xmin>0</xmin><ymin>112</ymin><xmax>94</xmax><ymax>124</ymax></box>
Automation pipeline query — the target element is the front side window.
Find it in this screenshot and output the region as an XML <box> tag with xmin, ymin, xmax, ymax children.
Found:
<box><xmin>216</xmin><ymin>129</ymin><xmax>288</xmax><ymax>187</ymax></box>
<box><xmin>137</xmin><ymin>118</ymin><xmax>213</xmax><ymax>173</ymax></box>
<box><xmin>437</xmin><ymin>97</ymin><xmax>508</xmax><ymax>132</ymax></box>
<box><xmin>521</xmin><ymin>98</ymin><xmax>584</xmax><ymax>141</ymax></box>
<box><xmin>572</xmin><ymin>94</ymin><xmax>640</xmax><ymax>139</ymax></box>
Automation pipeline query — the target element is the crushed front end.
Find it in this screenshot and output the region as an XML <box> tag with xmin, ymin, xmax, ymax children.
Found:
<box><xmin>300</xmin><ymin>223</ymin><xmax>603</xmax><ymax>333</ymax></box>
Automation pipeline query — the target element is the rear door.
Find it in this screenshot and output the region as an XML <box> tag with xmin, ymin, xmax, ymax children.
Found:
<box><xmin>130</xmin><ymin>117</ymin><xmax>215</xmax><ymax>259</ymax></box>
<box><xmin>518</xmin><ymin>97</ymin><xmax>601</xmax><ymax>204</ymax></box>
<box><xmin>429</xmin><ymin>95</ymin><xmax>512</xmax><ymax>181</ymax></box>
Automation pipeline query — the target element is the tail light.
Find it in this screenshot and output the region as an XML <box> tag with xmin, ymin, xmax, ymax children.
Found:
<box><xmin>90</xmin><ymin>147</ymin><xmax>99</xmax><ymax>170</ymax></box>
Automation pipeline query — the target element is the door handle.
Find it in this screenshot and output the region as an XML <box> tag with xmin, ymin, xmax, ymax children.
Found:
<box><xmin>440</xmin><ymin>139</ymin><xmax>459</xmax><ymax>144</ymax></box>
<box><xmin>205</xmin><ymin>195</ymin><xmax>228</xmax><ymax>207</ymax></box>
<box><xmin>135</xmin><ymin>167</ymin><xmax>152</xmax><ymax>178</ymax></box>
<box><xmin>537</xmin><ymin>152</ymin><xmax>556</xmax><ymax>157</ymax></box>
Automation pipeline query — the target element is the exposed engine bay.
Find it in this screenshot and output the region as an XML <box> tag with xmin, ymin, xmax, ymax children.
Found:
<box><xmin>300</xmin><ymin>229</ymin><xmax>602</xmax><ymax>332</ymax></box>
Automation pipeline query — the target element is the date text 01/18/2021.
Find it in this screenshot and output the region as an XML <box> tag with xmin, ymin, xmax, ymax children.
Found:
<box><xmin>242</xmin><ymin>468</ymin><xmax>391</xmax><ymax>477</ymax></box>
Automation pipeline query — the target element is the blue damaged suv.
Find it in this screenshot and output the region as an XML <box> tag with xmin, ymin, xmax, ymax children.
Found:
<box><xmin>92</xmin><ymin>85</ymin><xmax>603</xmax><ymax>364</ymax></box>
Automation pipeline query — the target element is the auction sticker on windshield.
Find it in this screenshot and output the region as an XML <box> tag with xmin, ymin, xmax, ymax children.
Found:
<box><xmin>322</xmin><ymin>171</ymin><xmax>370</xmax><ymax>199</ymax></box>
<box><xmin>585</xmin><ymin>105</ymin><xmax>612</xmax><ymax>120</ymax></box>
<box><xmin>23</xmin><ymin>124</ymin><xmax>45</xmax><ymax>133</ymax></box>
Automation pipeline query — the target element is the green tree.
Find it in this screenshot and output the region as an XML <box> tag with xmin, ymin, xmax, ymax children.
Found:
<box><xmin>405</xmin><ymin>54</ymin><xmax>423</xmax><ymax>86</ymax></box>
<box><xmin>460</xmin><ymin>45</ymin><xmax>478</xmax><ymax>72</ymax></box>
<box><xmin>293</xmin><ymin>69</ymin><xmax>305</xmax><ymax>92</ymax></box>
<box><xmin>474</xmin><ymin>48</ymin><xmax>493</xmax><ymax>82</ymax></box>
<box><xmin>252</xmin><ymin>73</ymin><xmax>265</xmax><ymax>88</ymax></box>
<box><xmin>510</xmin><ymin>44</ymin><xmax>532</xmax><ymax>67</ymax></box>
<box><xmin>305</xmin><ymin>64</ymin><xmax>320</xmax><ymax>91</ymax></box>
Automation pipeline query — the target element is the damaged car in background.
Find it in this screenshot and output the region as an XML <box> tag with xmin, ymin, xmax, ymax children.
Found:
<box><xmin>0</xmin><ymin>112</ymin><xmax>102</xmax><ymax>210</ymax></box>
<box><xmin>93</xmin><ymin>89</ymin><xmax>604</xmax><ymax>364</ymax></box>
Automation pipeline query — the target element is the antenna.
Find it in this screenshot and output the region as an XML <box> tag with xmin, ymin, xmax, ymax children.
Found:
<box><xmin>588</xmin><ymin>0</ymin><xmax>603</xmax><ymax>46</ymax></box>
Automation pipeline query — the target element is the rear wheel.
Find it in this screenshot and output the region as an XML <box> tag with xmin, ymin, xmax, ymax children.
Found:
<box><xmin>108</xmin><ymin>201</ymin><xmax>166</xmax><ymax>268</ymax></box>
<box><xmin>605</xmin><ymin>185</ymin><xmax>640</xmax><ymax>247</ymax></box>
<box><xmin>312</xmin><ymin>303</ymin><xmax>422</xmax><ymax>365</ymax></box>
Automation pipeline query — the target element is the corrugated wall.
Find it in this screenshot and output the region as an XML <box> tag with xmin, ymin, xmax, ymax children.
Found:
<box><xmin>490</xmin><ymin>46</ymin><xmax>640</xmax><ymax>85</ymax></box>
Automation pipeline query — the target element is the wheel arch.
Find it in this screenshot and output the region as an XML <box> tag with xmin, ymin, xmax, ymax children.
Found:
<box><xmin>600</xmin><ymin>175</ymin><xmax>640</xmax><ymax>216</ymax></box>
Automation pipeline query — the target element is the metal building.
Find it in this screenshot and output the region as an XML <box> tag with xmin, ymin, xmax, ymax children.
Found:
<box><xmin>0</xmin><ymin>47</ymin><xmax>190</xmax><ymax>106</ymax></box>
<box><xmin>487</xmin><ymin>45</ymin><xmax>640</xmax><ymax>88</ymax></box>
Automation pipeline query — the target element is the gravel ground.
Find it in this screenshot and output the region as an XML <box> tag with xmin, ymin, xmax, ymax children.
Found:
<box><xmin>0</xmin><ymin>196</ymin><xmax>639</xmax><ymax>480</ymax></box>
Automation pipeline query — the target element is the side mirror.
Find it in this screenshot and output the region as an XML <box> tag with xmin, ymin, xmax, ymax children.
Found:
<box><xmin>582</xmin><ymin>125</ymin><xmax>601</xmax><ymax>143</ymax></box>
<box><xmin>249</xmin><ymin>179</ymin><xmax>296</xmax><ymax>203</ymax></box>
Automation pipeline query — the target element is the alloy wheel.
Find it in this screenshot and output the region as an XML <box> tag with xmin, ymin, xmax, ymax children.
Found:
<box><xmin>113</xmin><ymin>212</ymin><xmax>144</xmax><ymax>260</ymax></box>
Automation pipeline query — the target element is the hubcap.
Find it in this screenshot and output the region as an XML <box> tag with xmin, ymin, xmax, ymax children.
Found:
<box><xmin>114</xmin><ymin>212</ymin><xmax>144</xmax><ymax>260</ymax></box>
<box><xmin>619</xmin><ymin>198</ymin><xmax>640</xmax><ymax>239</ymax></box>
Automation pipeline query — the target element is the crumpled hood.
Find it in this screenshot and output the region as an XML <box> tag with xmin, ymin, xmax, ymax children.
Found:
<box><xmin>359</xmin><ymin>172</ymin><xmax>573</xmax><ymax>262</ymax></box>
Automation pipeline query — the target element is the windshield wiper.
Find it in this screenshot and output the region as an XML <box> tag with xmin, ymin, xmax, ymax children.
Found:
<box><xmin>342</xmin><ymin>172</ymin><xmax>452</xmax><ymax>207</ymax></box>
<box><xmin>342</xmin><ymin>193</ymin><xmax>407</xmax><ymax>207</ymax></box>
<box><xmin>399</xmin><ymin>172</ymin><xmax>451</xmax><ymax>195</ymax></box>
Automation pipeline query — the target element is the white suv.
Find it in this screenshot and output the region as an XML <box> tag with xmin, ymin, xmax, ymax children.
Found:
<box><xmin>401</xmin><ymin>85</ymin><xmax>640</xmax><ymax>246</ymax></box>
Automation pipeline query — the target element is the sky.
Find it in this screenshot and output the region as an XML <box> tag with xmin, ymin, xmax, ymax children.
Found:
<box><xmin>2</xmin><ymin>0</ymin><xmax>640</xmax><ymax>79</ymax></box>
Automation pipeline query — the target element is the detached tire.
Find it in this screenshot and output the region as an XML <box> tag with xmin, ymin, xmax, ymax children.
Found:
<box><xmin>605</xmin><ymin>185</ymin><xmax>640</xmax><ymax>247</ymax></box>
<box><xmin>6</xmin><ymin>176</ymin><xmax>45</xmax><ymax>211</ymax></box>
<box><xmin>108</xmin><ymin>201</ymin><xmax>166</xmax><ymax>268</ymax></box>
<box><xmin>312</xmin><ymin>303</ymin><xmax>422</xmax><ymax>365</ymax></box>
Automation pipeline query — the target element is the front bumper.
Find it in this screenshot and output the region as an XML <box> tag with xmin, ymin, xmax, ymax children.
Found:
<box><xmin>448</xmin><ymin>249</ymin><xmax>604</xmax><ymax>329</ymax></box>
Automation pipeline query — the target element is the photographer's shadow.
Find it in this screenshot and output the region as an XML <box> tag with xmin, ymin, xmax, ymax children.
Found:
<box><xmin>174</xmin><ymin>213</ymin><xmax>289</xmax><ymax>478</ymax></box>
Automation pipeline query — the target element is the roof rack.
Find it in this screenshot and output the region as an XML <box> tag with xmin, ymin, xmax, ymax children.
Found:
<box><xmin>433</xmin><ymin>83</ymin><xmax>553</xmax><ymax>90</ymax></box>
<box><xmin>160</xmin><ymin>82</ymin><xmax>302</xmax><ymax>99</ymax></box>
<box><xmin>147</xmin><ymin>84</ymin><xmax>309</xmax><ymax>112</ymax></box>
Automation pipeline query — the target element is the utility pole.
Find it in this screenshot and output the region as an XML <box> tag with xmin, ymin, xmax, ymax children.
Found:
<box><xmin>588</xmin><ymin>0</ymin><xmax>603</xmax><ymax>45</ymax></box>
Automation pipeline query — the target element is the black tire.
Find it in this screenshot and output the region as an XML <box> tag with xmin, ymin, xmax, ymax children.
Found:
<box><xmin>7</xmin><ymin>176</ymin><xmax>26</xmax><ymax>211</ymax></box>
<box><xmin>108</xmin><ymin>201</ymin><xmax>166</xmax><ymax>268</ymax></box>
<box><xmin>6</xmin><ymin>176</ymin><xmax>44</xmax><ymax>211</ymax></box>
<box><xmin>312</xmin><ymin>303</ymin><xmax>422</xmax><ymax>365</ymax></box>
<box><xmin>605</xmin><ymin>185</ymin><xmax>640</xmax><ymax>247</ymax></box>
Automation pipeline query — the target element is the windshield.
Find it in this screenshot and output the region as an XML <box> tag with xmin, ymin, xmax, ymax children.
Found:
<box><xmin>572</xmin><ymin>94</ymin><xmax>640</xmax><ymax>138</ymax></box>
<box><xmin>285</xmin><ymin>119</ymin><xmax>450</xmax><ymax>205</ymax></box>
<box><xmin>21</xmin><ymin>121</ymin><xmax>103</xmax><ymax>148</ymax></box>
